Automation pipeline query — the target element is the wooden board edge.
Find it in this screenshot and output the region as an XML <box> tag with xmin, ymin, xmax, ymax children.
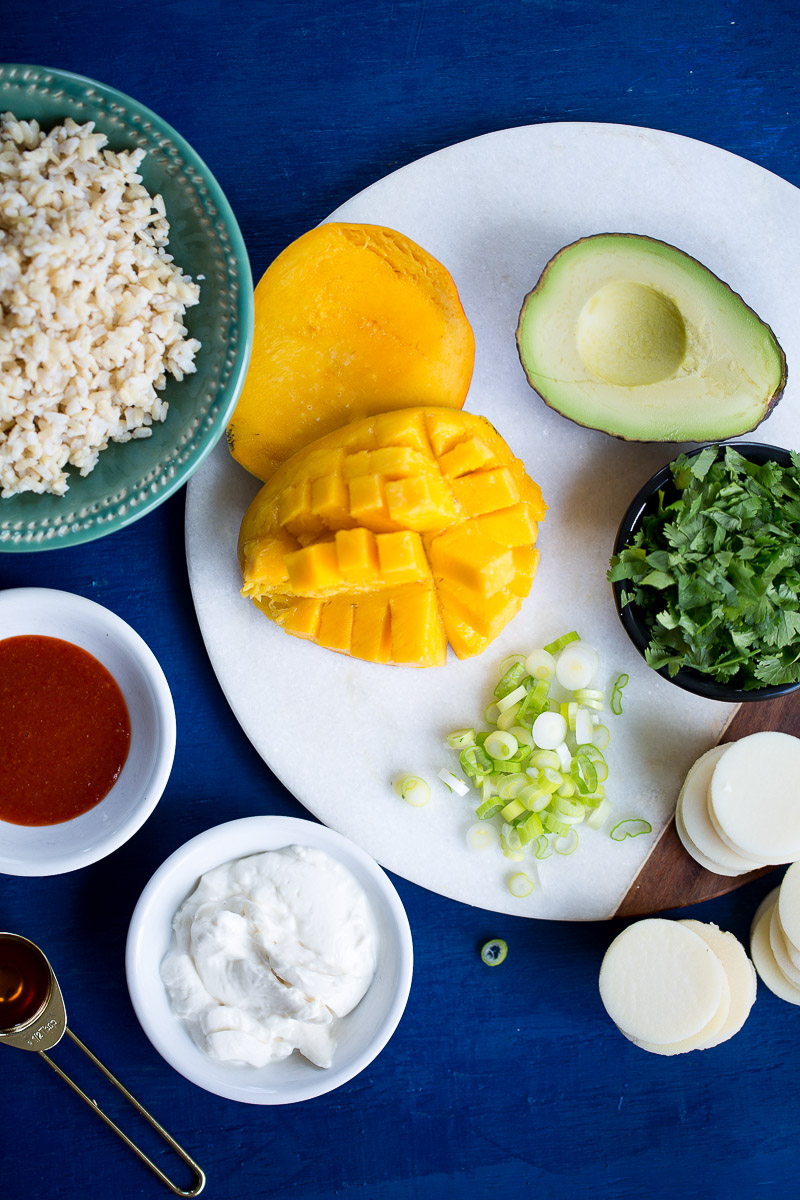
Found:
<box><xmin>613</xmin><ymin>693</ymin><xmax>800</xmax><ymax>919</ymax></box>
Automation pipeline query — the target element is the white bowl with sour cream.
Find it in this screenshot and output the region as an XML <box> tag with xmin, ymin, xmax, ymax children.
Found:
<box><xmin>125</xmin><ymin>816</ymin><xmax>414</xmax><ymax>1104</ymax></box>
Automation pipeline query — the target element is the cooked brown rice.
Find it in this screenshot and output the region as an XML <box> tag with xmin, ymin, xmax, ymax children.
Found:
<box><xmin>0</xmin><ymin>112</ymin><xmax>201</xmax><ymax>497</ymax></box>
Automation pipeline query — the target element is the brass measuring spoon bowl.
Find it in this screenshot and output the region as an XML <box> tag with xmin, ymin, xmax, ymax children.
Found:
<box><xmin>0</xmin><ymin>933</ymin><xmax>205</xmax><ymax>1197</ymax></box>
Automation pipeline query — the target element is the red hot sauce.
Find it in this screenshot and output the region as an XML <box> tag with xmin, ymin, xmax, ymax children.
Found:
<box><xmin>0</xmin><ymin>635</ymin><xmax>131</xmax><ymax>826</ymax></box>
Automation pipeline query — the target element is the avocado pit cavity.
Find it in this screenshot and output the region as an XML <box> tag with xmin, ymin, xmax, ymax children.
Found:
<box><xmin>576</xmin><ymin>281</ymin><xmax>686</xmax><ymax>387</ymax></box>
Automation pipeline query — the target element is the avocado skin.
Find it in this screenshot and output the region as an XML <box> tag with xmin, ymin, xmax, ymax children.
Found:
<box><xmin>515</xmin><ymin>233</ymin><xmax>787</xmax><ymax>443</ymax></box>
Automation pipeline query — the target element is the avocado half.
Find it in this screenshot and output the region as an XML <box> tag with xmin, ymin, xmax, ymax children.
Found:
<box><xmin>515</xmin><ymin>233</ymin><xmax>787</xmax><ymax>441</ymax></box>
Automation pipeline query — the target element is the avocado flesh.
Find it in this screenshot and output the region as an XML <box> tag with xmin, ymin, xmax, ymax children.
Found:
<box><xmin>516</xmin><ymin>234</ymin><xmax>787</xmax><ymax>442</ymax></box>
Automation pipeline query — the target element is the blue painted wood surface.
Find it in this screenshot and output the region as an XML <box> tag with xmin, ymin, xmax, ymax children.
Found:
<box><xmin>2</xmin><ymin>2</ymin><xmax>800</xmax><ymax>1197</ymax></box>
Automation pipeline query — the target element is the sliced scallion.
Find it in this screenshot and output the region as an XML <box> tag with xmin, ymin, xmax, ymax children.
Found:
<box><xmin>585</xmin><ymin>798</ymin><xmax>613</xmax><ymax>830</ymax></box>
<box><xmin>534</xmin><ymin>835</ymin><xmax>553</xmax><ymax>860</ymax></box>
<box><xmin>609</xmin><ymin>818</ymin><xmax>652</xmax><ymax>841</ymax></box>
<box><xmin>508</xmin><ymin>872</ymin><xmax>535</xmax><ymax>898</ymax></box>
<box><xmin>438</xmin><ymin>768</ymin><xmax>469</xmax><ymax>796</ymax></box>
<box><xmin>524</xmin><ymin>647</ymin><xmax>557</xmax><ymax>680</ymax></box>
<box><xmin>532</xmin><ymin>710</ymin><xmax>568</xmax><ymax>750</ymax></box>
<box><xmin>553</xmin><ymin>828</ymin><xmax>579</xmax><ymax>856</ymax></box>
<box><xmin>494</xmin><ymin>662</ymin><xmax>527</xmax><ymax>699</ymax></box>
<box><xmin>484</xmin><ymin>730</ymin><xmax>519</xmax><ymax>761</ymax></box>
<box><xmin>475</xmin><ymin>797</ymin><xmax>504</xmax><ymax>820</ymax></box>
<box><xmin>543</xmin><ymin>631</ymin><xmax>580</xmax><ymax>655</ymax></box>
<box><xmin>610</xmin><ymin>673</ymin><xmax>629</xmax><ymax>716</ymax></box>
<box><xmin>496</xmin><ymin>703</ymin><xmax>522</xmax><ymax>730</ymax></box>
<box><xmin>466</xmin><ymin>822</ymin><xmax>500</xmax><ymax>852</ymax></box>
<box><xmin>592</xmin><ymin>724</ymin><xmax>610</xmax><ymax>751</ymax></box>
<box><xmin>480</xmin><ymin>938</ymin><xmax>508</xmax><ymax>965</ymax></box>
<box><xmin>555</xmin><ymin>640</ymin><xmax>599</xmax><ymax>690</ymax></box>
<box><xmin>446</xmin><ymin>728</ymin><xmax>476</xmax><ymax>749</ymax></box>
<box><xmin>393</xmin><ymin>776</ymin><xmax>431</xmax><ymax>806</ymax></box>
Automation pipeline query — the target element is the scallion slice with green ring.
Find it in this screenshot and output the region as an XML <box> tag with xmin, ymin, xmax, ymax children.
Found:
<box><xmin>480</xmin><ymin>938</ymin><xmax>508</xmax><ymax>965</ymax></box>
<box><xmin>438</xmin><ymin>768</ymin><xmax>469</xmax><ymax>796</ymax></box>
<box><xmin>586</xmin><ymin>797</ymin><xmax>613</xmax><ymax>829</ymax></box>
<box><xmin>466</xmin><ymin>822</ymin><xmax>499</xmax><ymax>852</ymax></box>
<box><xmin>508</xmin><ymin>872</ymin><xmax>535</xmax><ymax>898</ymax></box>
<box><xmin>609</xmin><ymin>818</ymin><xmax>652</xmax><ymax>840</ymax></box>
<box><xmin>592</xmin><ymin>724</ymin><xmax>610</xmax><ymax>751</ymax></box>
<box><xmin>497</xmin><ymin>683</ymin><xmax>528</xmax><ymax>713</ymax></box>
<box><xmin>534</xmin><ymin>835</ymin><xmax>553</xmax><ymax>860</ymax></box>
<box><xmin>543</xmin><ymin>631</ymin><xmax>580</xmax><ymax>655</ymax></box>
<box><xmin>553</xmin><ymin>828</ymin><xmax>579</xmax><ymax>855</ymax></box>
<box><xmin>610</xmin><ymin>673</ymin><xmax>629</xmax><ymax>716</ymax></box>
<box><xmin>393</xmin><ymin>776</ymin><xmax>431</xmax><ymax>806</ymax></box>
<box><xmin>446</xmin><ymin>728</ymin><xmax>476</xmax><ymax>749</ymax></box>
<box><xmin>525</xmin><ymin>648</ymin><xmax>557</xmax><ymax>679</ymax></box>
<box><xmin>494</xmin><ymin>662</ymin><xmax>527</xmax><ymax>699</ymax></box>
<box><xmin>475</xmin><ymin>797</ymin><xmax>504</xmax><ymax>820</ymax></box>
<box><xmin>484</xmin><ymin>730</ymin><xmax>519</xmax><ymax>760</ymax></box>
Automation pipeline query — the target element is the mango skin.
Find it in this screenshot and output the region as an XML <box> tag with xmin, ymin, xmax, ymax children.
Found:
<box><xmin>227</xmin><ymin>224</ymin><xmax>475</xmax><ymax>480</ymax></box>
<box><xmin>238</xmin><ymin>407</ymin><xmax>546</xmax><ymax>667</ymax></box>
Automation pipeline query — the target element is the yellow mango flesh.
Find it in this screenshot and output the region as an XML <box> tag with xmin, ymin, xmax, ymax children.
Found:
<box><xmin>227</xmin><ymin>224</ymin><xmax>475</xmax><ymax>480</ymax></box>
<box><xmin>239</xmin><ymin>408</ymin><xmax>546</xmax><ymax>667</ymax></box>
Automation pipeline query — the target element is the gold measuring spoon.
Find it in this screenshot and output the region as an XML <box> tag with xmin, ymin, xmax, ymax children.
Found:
<box><xmin>0</xmin><ymin>932</ymin><xmax>205</xmax><ymax>1197</ymax></box>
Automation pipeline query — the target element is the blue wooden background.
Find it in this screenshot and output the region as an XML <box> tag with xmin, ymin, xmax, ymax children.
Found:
<box><xmin>3</xmin><ymin>2</ymin><xmax>800</xmax><ymax>1197</ymax></box>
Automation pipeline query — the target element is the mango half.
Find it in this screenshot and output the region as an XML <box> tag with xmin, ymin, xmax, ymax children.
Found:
<box><xmin>238</xmin><ymin>408</ymin><xmax>546</xmax><ymax>666</ymax></box>
<box><xmin>227</xmin><ymin>223</ymin><xmax>475</xmax><ymax>480</ymax></box>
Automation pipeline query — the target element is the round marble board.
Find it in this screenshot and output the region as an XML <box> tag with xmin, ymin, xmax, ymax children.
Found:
<box><xmin>185</xmin><ymin>122</ymin><xmax>800</xmax><ymax>920</ymax></box>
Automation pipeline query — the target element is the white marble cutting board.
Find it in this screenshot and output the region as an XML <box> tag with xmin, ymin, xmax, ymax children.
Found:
<box><xmin>185</xmin><ymin>122</ymin><xmax>800</xmax><ymax>920</ymax></box>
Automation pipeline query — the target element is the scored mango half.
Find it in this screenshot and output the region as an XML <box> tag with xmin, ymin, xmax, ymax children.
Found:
<box><xmin>238</xmin><ymin>408</ymin><xmax>546</xmax><ymax>667</ymax></box>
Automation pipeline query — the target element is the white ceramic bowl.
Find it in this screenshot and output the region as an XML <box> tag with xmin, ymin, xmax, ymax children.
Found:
<box><xmin>0</xmin><ymin>588</ymin><xmax>176</xmax><ymax>876</ymax></box>
<box><xmin>125</xmin><ymin>816</ymin><xmax>414</xmax><ymax>1104</ymax></box>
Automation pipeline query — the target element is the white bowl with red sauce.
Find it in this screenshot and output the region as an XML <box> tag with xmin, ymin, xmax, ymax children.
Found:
<box><xmin>0</xmin><ymin>588</ymin><xmax>176</xmax><ymax>876</ymax></box>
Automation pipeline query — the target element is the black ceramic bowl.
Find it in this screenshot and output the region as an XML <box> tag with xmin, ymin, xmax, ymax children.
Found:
<box><xmin>611</xmin><ymin>441</ymin><xmax>800</xmax><ymax>702</ymax></box>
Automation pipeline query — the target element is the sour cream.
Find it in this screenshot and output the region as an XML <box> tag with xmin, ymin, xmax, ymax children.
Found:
<box><xmin>160</xmin><ymin>845</ymin><xmax>378</xmax><ymax>1069</ymax></box>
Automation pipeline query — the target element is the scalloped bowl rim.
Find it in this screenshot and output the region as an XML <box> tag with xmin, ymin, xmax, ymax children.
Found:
<box><xmin>0</xmin><ymin>63</ymin><xmax>253</xmax><ymax>551</ymax></box>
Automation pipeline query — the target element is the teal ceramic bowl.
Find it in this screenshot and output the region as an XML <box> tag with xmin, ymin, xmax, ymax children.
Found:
<box><xmin>0</xmin><ymin>64</ymin><xmax>253</xmax><ymax>551</ymax></box>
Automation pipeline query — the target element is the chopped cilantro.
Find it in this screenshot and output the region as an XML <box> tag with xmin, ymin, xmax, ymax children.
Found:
<box><xmin>608</xmin><ymin>446</ymin><xmax>800</xmax><ymax>689</ymax></box>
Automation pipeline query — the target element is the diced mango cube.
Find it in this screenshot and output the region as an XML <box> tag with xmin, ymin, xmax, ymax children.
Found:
<box><xmin>372</xmin><ymin>409</ymin><xmax>432</xmax><ymax>455</ymax></box>
<box><xmin>438</xmin><ymin>438</ymin><xmax>497</xmax><ymax>478</ymax></box>
<box><xmin>437</xmin><ymin>583</ymin><xmax>522</xmax><ymax>641</ymax></box>
<box><xmin>509</xmin><ymin>546</ymin><xmax>540</xmax><ymax>595</ymax></box>
<box><xmin>310</xmin><ymin>473</ymin><xmax>349</xmax><ymax>520</ymax></box>
<box><xmin>350</xmin><ymin>596</ymin><xmax>392</xmax><ymax>663</ymax></box>
<box><xmin>469</xmin><ymin>502</ymin><xmax>539</xmax><ymax>548</ymax></box>
<box><xmin>317</xmin><ymin>599</ymin><xmax>355</xmax><ymax>652</ymax></box>
<box><xmin>277</xmin><ymin>481</ymin><xmax>311</xmax><ymax>527</ymax></box>
<box><xmin>241</xmin><ymin>533</ymin><xmax>296</xmax><ymax>596</ymax></box>
<box><xmin>429</xmin><ymin>525</ymin><xmax>515</xmax><ymax>596</ymax></box>
<box><xmin>451</xmin><ymin>467</ymin><xmax>521</xmax><ymax>516</ymax></box>
<box><xmin>512</xmin><ymin>464</ymin><xmax>548</xmax><ymax>520</ymax></box>
<box><xmin>335</xmin><ymin>527</ymin><xmax>380</xmax><ymax>582</ymax></box>
<box><xmin>285</xmin><ymin>542</ymin><xmax>342</xmax><ymax>592</ymax></box>
<box><xmin>348</xmin><ymin>473</ymin><xmax>396</xmax><ymax>529</ymax></box>
<box><xmin>390</xmin><ymin>586</ymin><xmax>446</xmax><ymax>666</ymax></box>
<box><xmin>436</xmin><ymin>605</ymin><xmax>488</xmax><ymax>659</ymax></box>
<box><xmin>376</xmin><ymin>530</ymin><xmax>430</xmax><ymax>584</ymax></box>
<box><xmin>342</xmin><ymin>450</ymin><xmax>372</xmax><ymax>479</ymax></box>
<box><xmin>369</xmin><ymin>446</ymin><xmax>426</xmax><ymax>477</ymax></box>
<box><xmin>384</xmin><ymin>474</ymin><xmax>456</xmax><ymax>529</ymax></box>
<box><xmin>282</xmin><ymin>598</ymin><xmax>323</xmax><ymax>640</ymax></box>
<box><xmin>427</xmin><ymin>409</ymin><xmax>477</xmax><ymax>457</ymax></box>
